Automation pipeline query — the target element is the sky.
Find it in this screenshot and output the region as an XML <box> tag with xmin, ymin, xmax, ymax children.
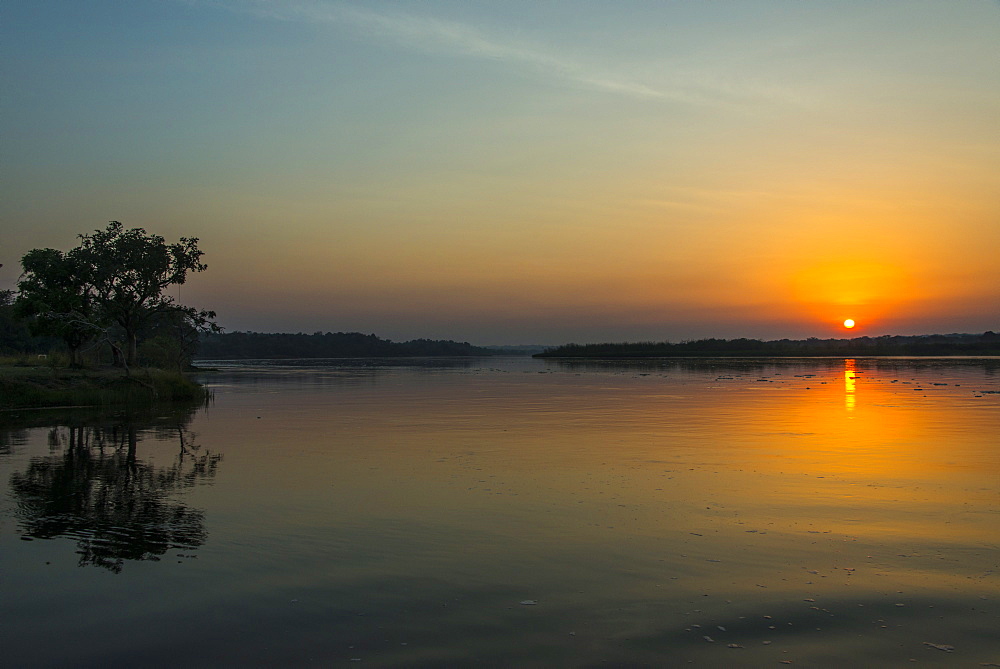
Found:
<box><xmin>2</xmin><ymin>1</ymin><xmax>998</xmax><ymax>345</ymax></box>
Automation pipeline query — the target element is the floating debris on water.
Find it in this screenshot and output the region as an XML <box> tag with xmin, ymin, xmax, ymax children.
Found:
<box><xmin>922</xmin><ymin>642</ymin><xmax>954</xmax><ymax>652</ymax></box>
<box><xmin>519</xmin><ymin>600</ymin><xmax>538</xmax><ymax>606</ymax></box>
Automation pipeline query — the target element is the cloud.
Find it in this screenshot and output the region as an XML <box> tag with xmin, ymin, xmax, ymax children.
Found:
<box><xmin>212</xmin><ymin>0</ymin><xmax>795</xmax><ymax>107</ymax></box>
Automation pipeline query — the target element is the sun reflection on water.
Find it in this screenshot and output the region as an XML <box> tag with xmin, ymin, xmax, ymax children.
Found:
<box><xmin>843</xmin><ymin>358</ymin><xmax>856</xmax><ymax>411</ymax></box>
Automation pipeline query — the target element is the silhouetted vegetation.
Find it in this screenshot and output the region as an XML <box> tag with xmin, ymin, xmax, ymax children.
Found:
<box><xmin>483</xmin><ymin>344</ymin><xmax>549</xmax><ymax>355</ymax></box>
<box><xmin>546</xmin><ymin>356</ymin><xmax>1000</xmax><ymax>377</ymax></box>
<box><xmin>197</xmin><ymin>331</ymin><xmax>498</xmax><ymax>359</ymax></box>
<box><xmin>1</xmin><ymin>223</ymin><xmax>221</xmax><ymax>407</ymax></box>
<box><xmin>13</xmin><ymin>222</ymin><xmax>218</xmax><ymax>371</ymax></box>
<box><xmin>1</xmin><ymin>288</ymin><xmax>59</xmax><ymax>355</ymax></box>
<box><xmin>536</xmin><ymin>332</ymin><xmax>1000</xmax><ymax>358</ymax></box>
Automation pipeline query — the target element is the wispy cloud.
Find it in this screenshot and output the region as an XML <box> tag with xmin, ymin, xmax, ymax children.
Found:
<box><xmin>210</xmin><ymin>0</ymin><xmax>795</xmax><ymax>107</ymax></box>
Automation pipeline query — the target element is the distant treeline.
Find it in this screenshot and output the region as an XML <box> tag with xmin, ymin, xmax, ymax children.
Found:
<box><xmin>196</xmin><ymin>331</ymin><xmax>498</xmax><ymax>359</ymax></box>
<box><xmin>535</xmin><ymin>332</ymin><xmax>1000</xmax><ymax>358</ymax></box>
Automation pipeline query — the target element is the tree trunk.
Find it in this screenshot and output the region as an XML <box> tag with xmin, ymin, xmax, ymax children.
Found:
<box><xmin>111</xmin><ymin>342</ymin><xmax>125</xmax><ymax>368</ymax></box>
<box><xmin>126</xmin><ymin>331</ymin><xmax>138</xmax><ymax>368</ymax></box>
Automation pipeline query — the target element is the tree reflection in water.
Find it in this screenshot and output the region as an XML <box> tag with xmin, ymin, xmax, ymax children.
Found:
<box><xmin>8</xmin><ymin>406</ymin><xmax>220</xmax><ymax>573</ymax></box>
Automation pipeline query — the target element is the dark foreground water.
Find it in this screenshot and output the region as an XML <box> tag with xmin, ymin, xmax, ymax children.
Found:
<box><xmin>1</xmin><ymin>357</ymin><xmax>998</xmax><ymax>667</ymax></box>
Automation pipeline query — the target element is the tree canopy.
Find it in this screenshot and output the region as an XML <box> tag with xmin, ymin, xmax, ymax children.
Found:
<box><xmin>15</xmin><ymin>248</ymin><xmax>95</xmax><ymax>365</ymax></box>
<box><xmin>16</xmin><ymin>222</ymin><xmax>217</xmax><ymax>368</ymax></box>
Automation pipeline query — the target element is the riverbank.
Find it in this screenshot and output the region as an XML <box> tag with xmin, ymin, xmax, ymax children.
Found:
<box><xmin>0</xmin><ymin>364</ymin><xmax>208</xmax><ymax>410</ymax></box>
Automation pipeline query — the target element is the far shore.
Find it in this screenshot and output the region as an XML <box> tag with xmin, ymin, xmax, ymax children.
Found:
<box><xmin>534</xmin><ymin>332</ymin><xmax>1000</xmax><ymax>358</ymax></box>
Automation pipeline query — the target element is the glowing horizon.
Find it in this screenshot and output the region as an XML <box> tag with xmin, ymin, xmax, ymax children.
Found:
<box><xmin>1</xmin><ymin>1</ymin><xmax>998</xmax><ymax>344</ymax></box>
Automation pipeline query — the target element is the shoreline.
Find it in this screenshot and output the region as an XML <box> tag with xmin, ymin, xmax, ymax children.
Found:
<box><xmin>0</xmin><ymin>365</ymin><xmax>208</xmax><ymax>410</ymax></box>
<box><xmin>534</xmin><ymin>333</ymin><xmax>1000</xmax><ymax>358</ymax></box>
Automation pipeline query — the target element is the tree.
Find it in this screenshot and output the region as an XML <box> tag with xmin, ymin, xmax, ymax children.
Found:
<box><xmin>139</xmin><ymin>306</ymin><xmax>221</xmax><ymax>371</ymax></box>
<box><xmin>0</xmin><ymin>288</ymin><xmax>38</xmax><ymax>354</ymax></box>
<box><xmin>15</xmin><ymin>248</ymin><xmax>96</xmax><ymax>365</ymax></box>
<box><xmin>73</xmin><ymin>221</ymin><xmax>211</xmax><ymax>367</ymax></box>
<box><xmin>16</xmin><ymin>221</ymin><xmax>216</xmax><ymax>369</ymax></box>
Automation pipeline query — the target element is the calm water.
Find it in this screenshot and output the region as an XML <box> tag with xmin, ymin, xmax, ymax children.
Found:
<box><xmin>1</xmin><ymin>357</ymin><xmax>998</xmax><ymax>667</ymax></box>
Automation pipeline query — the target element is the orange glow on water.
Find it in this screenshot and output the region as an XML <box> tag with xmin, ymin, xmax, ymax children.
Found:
<box><xmin>844</xmin><ymin>358</ymin><xmax>857</xmax><ymax>410</ymax></box>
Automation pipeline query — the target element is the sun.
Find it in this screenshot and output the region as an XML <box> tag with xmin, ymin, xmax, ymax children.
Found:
<box><xmin>843</xmin><ymin>319</ymin><xmax>856</xmax><ymax>329</ymax></box>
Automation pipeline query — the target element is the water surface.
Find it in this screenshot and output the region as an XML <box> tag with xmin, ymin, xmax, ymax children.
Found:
<box><xmin>1</xmin><ymin>357</ymin><xmax>998</xmax><ymax>667</ymax></box>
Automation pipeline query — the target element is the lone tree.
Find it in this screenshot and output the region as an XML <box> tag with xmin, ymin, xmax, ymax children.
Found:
<box><xmin>76</xmin><ymin>221</ymin><xmax>211</xmax><ymax>367</ymax></box>
<box><xmin>17</xmin><ymin>221</ymin><xmax>216</xmax><ymax>368</ymax></box>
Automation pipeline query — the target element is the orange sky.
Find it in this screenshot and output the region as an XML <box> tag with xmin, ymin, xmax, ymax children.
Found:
<box><xmin>2</xmin><ymin>1</ymin><xmax>998</xmax><ymax>343</ymax></box>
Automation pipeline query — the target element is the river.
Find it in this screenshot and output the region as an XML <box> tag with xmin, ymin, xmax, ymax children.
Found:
<box><xmin>1</xmin><ymin>357</ymin><xmax>997</xmax><ymax>667</ymax></box>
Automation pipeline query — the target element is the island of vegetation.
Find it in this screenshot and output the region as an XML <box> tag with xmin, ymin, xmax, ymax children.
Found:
<box><xmin>2</xmin><ymin>222</ymin><xmax>216</xmax><ymax>409</ymax></box>
<box><xmin>534</xmin><ymin>332</ymin><xmax>1000</xmax><ymax>358</ymax></box>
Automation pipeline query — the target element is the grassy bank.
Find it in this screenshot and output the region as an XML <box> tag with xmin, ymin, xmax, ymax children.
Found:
<box><xmin>0</xmin><ymin>364</ymin><xmax>208</xmax><ymax>410</ymax></box>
